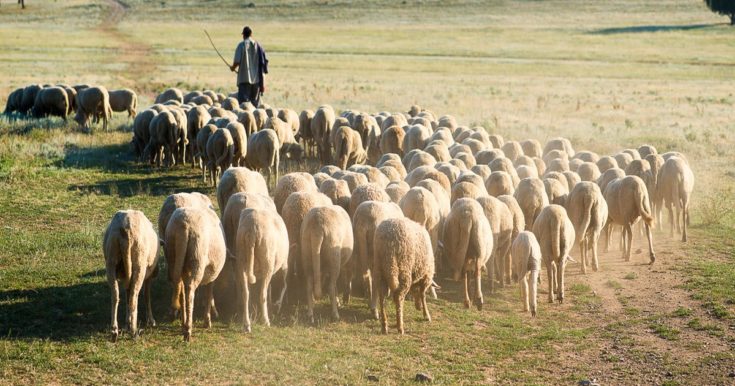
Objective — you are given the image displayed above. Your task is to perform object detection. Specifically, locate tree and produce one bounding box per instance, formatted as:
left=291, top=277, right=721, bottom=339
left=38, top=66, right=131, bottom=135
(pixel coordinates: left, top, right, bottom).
left=704, top=0, right=735, bottom=25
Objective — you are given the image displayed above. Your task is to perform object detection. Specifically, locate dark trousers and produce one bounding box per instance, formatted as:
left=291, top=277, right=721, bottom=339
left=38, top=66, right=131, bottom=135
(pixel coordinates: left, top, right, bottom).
left=237, top=82, right=260, bottom=107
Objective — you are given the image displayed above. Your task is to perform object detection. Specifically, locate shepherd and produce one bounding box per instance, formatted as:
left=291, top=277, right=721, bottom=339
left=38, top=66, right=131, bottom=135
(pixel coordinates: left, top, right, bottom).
left=230, top=26, right=268, bottom=108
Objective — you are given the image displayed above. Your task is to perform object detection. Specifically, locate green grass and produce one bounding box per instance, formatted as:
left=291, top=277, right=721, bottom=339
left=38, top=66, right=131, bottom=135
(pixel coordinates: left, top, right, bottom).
left=623, top=272, right=638, bottom=280
left=671, top=307, right=693, bottom=318
left=1, top=0, right=735, bottom=384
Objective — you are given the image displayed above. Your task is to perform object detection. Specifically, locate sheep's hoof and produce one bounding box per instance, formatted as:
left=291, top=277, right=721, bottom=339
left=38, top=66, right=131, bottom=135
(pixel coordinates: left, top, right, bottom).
left=531, top=310, right=537, bottom=318
left=243, top=325, right=252, bottom=334
left=204, top=319, right=212, bottom=329
left=183, top=332, right=191, bottom=342
left=649, top=254, right=656, bottom=265
left=475, top=300, right=483, bottom=311
left=110, top=331, right=119, bottom=343
left=398, top=328, right=405, bottom=335
left=147, top=318, right=156, bottom=327
left=372, top=309, right=379, bottom=320
left=331, top=312, right=340, bottom=322
left=463, top=300, right=471, bottom=309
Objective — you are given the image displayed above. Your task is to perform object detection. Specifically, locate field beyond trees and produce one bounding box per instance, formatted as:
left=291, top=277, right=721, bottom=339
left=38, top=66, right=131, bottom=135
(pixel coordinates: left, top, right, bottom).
left=1, top=1, right=734, bottom=384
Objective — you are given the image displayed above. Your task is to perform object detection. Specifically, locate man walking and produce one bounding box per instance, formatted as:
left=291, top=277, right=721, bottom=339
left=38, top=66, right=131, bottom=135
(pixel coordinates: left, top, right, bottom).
left=230, top=26, right=268, bottom=107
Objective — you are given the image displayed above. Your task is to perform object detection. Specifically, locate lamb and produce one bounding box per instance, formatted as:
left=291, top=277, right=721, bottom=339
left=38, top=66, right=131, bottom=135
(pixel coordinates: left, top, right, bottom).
left=164, top=206, right=226, bottom=341
left=443, top=198, right=493, bottom=310
left=245, top=129, right=281, bottom=187
left=603, top=176, right=656, bottom=263
left=511, top=231, right=541, bottom=316
left=373, top=218, right=435, bottom=334
left=565, top=182, right=608, bottom=274
left=216, top=167, right=270, bottom=215
left=31, top=86, right=68, bottom=120
left=226, top=122, right=248, bottom=167
left=319, top=178, right=351, bottom=210
left=274, top=173, right=317, bottom=214
left=477, top=195, right=514, bottom=288
left=657, top=157, right=694, bottom=242
left=108, top=89, right=138, bottom=118
left=205, top=128, right=235, bottom=187
left=74, top=86, right=111, bottom=131
left=144, top=110, right=178, bottom=168
left=349, top=183, right=389, bottom=217
left=352, top=201, right=404, bottom=316
left=514, top=177, right=549, bottom=230
left=155, top=88, right=184, bottom=104
left=234, top=207, right=289, bottom=332
left=103, top=210, right=160, bottom=341
left=300, top=205, right=354, bottom=323
left=532, top=204, right=575, bottom=303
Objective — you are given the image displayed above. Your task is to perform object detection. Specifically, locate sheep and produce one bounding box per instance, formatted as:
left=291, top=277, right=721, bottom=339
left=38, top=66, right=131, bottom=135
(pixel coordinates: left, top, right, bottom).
left=662, top=151, right=688, bottom=164
left=425, top=143, right=451, bottom=163
left=196, top=124, right=217, bottom=176
left=245, top=129, right=281, bottom=187
left=380, top=113, right=408, bottom=132
left=222, top=192, right=276, bottom=266
left=498, top=194, right=525, bottom=243
left=103, top=210, right=159, bottom=341
left=164, top=206, right=226, bottom=341
left=543, top=137, right=575, bottom=157
left=349, top=183, right=389, bottom=217
left=353, top=165, right=390, bottom=188
left=443, top=198, right=493, bottom=310
left=544, top=171, right=569, bottom=191
left=546, top=158, right=570, bottom=173
left=380, top=125, right=406, bottom=156
left=532, top=204, right=575, bottom=303
left=169, top=107, right=189, bottom=164
left=205, top=128, right=235, bottom=187
left=74, top=86, right=111, bottom=131
left=597, top=167, right=625, bottom=194
left=562, top=170, right=581, bottom=192
left=311, top=106, right=336, bottom=164
left=521, top=139, right=543, bottom=158
left=614, top=152, right=633, bottom=171
left=451, top=181, right=486, bottom=204
left=300, top=205, right=354, bottom=322
left=577, top=162, right=601, bottom=182
left=489, top=158, right=520, bottom=187
left=403, top=124, right=432, bottom=153
left=646, top=153, right=666, bottom=223
left=3, top=87, right=24, bottom=116
left=436, top=162, right=461, bottom=185
left=155, top=88, right=184, bottom=104
left=183, top=91, right=203, bottom=104
left=19, top=84, right=43, bottom=115
left=187, top=106, right=212, bottom=167
left=501, top=141, right=524, bottom=162
left=405, top=165, right=451, bottom=193
left=234, top=207, right=289, bottom=332
left=488, top=134, right=504, bottom=148
left=437, top=115, right=458, bottom=132
left=486, top=171, right=515, bottom=197
left=237, top=110, right=258, bottom=137
left=221, top=97, right=239, bottom=111
left=603, top=176, right=656, bottom=263
left=573, top=151, right=600, bottom=164
left=108, top=89, right=138, bottom=118
left=511, top=231, right=541, bottom=316
left=216, top=167, right=269, bottom=216
left=340, top=171, right=370, bottom=193
left=622, top=148, right=641, bottom=160
left=516, top=165, right=538, bottom=180
left=352, top=201, right=404, bottom=316
left=596, top=156, right=618, bottom=173
left=543, top=149, right=568, bottom=167
left=312, top=172, right=332, bottom=189
left=281, top=191, right=333, bottom=299
left=430, top=128, right=454, bottom=147
left=226, top=122, right=248, bottom=167
left=319, top=178, right=351, bottom=210
left=373, top=217, right=435, bottom=334
left=514, top=177, right=549, bottom=230
left=543, top=177, right=569, bottom=206
left=657, top=157, right=694, bottom=242
left=399, top=187, right=441, bottom=267
left=477, top=195, right=514, bottom=288
left=334, top=126, right=367, bottom=170
left=638, top=144, right=657, bottom=159
left=565, top=182, right=608, bottom=274
left=385, top=181, right=410, bottom=204
left=31, top=86, right=68, bottom=120
left=157, top=192, right=214, bottom=238
left=144, top=110, right=178, bottom=168
left=274, top=173, right=317, bottom=214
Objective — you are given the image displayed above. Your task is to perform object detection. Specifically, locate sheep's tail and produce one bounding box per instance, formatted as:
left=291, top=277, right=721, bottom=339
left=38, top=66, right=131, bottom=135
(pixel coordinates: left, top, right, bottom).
left=310, top=231, right=324, bottom=300
left=243, top=231, right=257, bottom=285
left=637, top=187, right=654, bottom=227
left=450, top=217, right=472, bottom=280
left=214, top=142, right=230, bottom=171
left=166, top=226, right=189, bottom=311
left=552, top=220, right=562, bottom=263
left=577, top=194, right=594, bottom=246
left=119, top=217, right=134, bottom=283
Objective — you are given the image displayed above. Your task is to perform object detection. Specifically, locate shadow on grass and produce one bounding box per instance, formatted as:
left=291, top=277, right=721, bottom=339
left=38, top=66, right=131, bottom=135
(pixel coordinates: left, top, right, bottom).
left=589, top=23, right=722, bottom=35
left=69, top=174, right=212, bottom=198
left=57, top=141, right=138, bottom=172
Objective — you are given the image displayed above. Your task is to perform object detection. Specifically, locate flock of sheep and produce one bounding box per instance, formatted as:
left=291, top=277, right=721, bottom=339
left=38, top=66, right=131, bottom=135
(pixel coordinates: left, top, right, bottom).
left=104, top=87, right=695, bottom=342
left=3, top=83, right=138, bottom=131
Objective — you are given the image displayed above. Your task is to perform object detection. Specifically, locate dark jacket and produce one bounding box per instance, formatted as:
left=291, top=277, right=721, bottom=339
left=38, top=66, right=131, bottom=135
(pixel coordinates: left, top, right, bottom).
left=256, top=42, right=269, bottom=91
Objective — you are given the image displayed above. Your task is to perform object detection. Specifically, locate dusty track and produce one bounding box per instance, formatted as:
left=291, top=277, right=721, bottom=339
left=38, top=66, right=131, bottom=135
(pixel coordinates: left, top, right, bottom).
left=97, top=0, right=156, bottom=90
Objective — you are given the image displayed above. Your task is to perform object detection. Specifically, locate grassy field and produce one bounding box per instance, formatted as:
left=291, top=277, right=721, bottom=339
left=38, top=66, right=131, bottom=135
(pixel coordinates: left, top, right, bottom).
left=1, top=0, right=735, bottom=384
